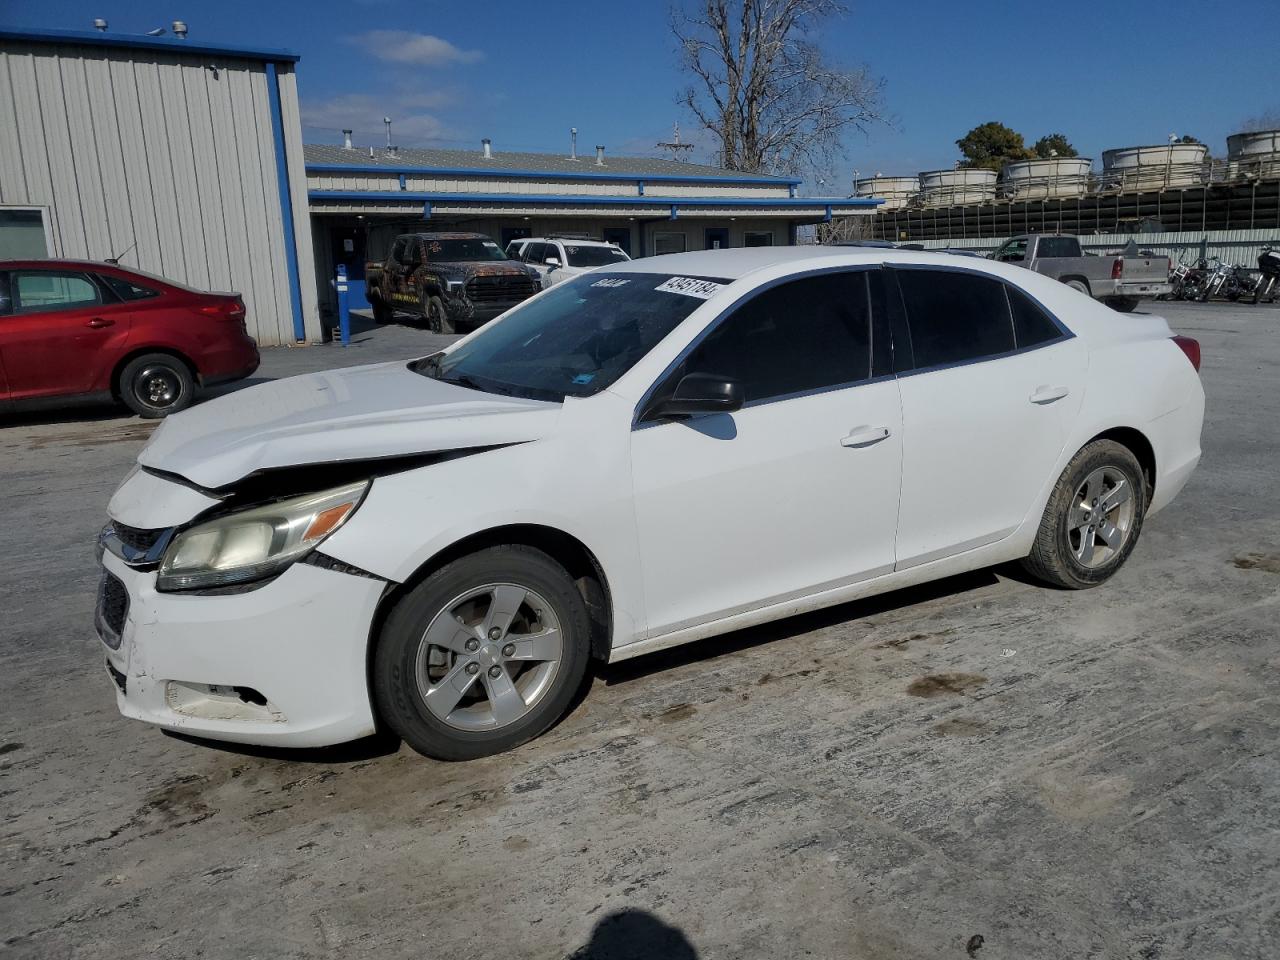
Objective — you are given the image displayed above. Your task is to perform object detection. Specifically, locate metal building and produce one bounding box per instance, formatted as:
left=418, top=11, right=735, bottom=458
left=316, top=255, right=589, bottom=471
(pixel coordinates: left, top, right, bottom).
left=0, top=26, right=321, bottom=346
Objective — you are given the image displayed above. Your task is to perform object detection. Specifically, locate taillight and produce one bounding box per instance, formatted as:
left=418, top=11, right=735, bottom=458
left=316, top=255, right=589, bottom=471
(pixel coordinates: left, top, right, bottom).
left=1171, top=335, right=1201, bottom=372
left=1111, top=259, right=1124, bottom=279
left=198, top=298, right=245, bottom=321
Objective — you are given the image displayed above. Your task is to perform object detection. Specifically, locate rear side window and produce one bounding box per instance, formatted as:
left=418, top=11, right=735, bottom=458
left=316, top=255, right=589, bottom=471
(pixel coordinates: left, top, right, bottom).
left=1007, top=285, right=1063, bottom=348
left=677, top=271, right=873, bottom=404
left=100, top=274, right=160, bottom=301
left=896, top=270, right=1015, bottom=368
left=11, top=270, right=102, bottom=314
left=1036, top=237, right=1082, bottom=258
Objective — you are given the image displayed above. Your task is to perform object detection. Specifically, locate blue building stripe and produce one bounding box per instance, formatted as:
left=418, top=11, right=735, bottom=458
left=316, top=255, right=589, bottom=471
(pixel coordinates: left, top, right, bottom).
left=266, top=63, right=306, bottom=342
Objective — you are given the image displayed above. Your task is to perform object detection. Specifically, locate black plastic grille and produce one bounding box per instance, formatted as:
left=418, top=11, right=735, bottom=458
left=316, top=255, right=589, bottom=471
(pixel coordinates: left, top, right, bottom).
left=112, top=522, right=165, bottom=554
left=466, top=275, right=538, bottom=303
left=96, top=572, right=129, bottom=648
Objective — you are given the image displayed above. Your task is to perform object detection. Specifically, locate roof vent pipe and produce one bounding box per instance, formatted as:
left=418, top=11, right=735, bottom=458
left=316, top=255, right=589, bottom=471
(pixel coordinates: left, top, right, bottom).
left=92, top=18, right=108, bottom=31
left=172, top=20, right=188, bottom=39
left=342, top=129, right=353, bottom=150
left=482, top=138, right=492, bottom=159
left=595, top=145, right=605, bottom=166
left=570, top=128, right=578, bottom=161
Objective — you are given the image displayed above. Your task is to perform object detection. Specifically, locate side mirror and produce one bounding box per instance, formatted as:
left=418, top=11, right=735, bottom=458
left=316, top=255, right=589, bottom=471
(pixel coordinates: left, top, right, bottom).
left=642, top=373, right=744, bottom=421
left=545, top=257, right=561, bottom=269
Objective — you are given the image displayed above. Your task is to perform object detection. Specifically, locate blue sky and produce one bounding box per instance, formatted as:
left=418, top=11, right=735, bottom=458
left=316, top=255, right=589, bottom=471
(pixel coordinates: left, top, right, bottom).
left=8, top=0, right=1280, bottom=192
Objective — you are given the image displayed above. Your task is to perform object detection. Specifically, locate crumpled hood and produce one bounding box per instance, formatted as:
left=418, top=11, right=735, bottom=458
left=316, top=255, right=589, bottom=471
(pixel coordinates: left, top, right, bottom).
left=138, top=361, right=559, bottom=489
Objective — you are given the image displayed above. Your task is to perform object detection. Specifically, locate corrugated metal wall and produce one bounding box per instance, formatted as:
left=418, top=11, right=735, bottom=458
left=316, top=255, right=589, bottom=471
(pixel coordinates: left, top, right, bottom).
left=0, top=40, right=320, bottom=346
left=917, top=229, right=1280, bottom=268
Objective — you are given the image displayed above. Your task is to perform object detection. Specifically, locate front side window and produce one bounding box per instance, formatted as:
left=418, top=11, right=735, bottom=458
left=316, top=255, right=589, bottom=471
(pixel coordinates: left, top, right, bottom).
left=565, top=245, right=629, bottom=268
left=11, top=270, right=102, bottom=314
left=896, top=269, right=1015, bottom=368
left=668, top=271, right=874, bottom=406
left=390, top=238, right=407, bottom=264
left=414, top=272, right=722, bottom=402
left=994, top=238, right=1028, bottom=262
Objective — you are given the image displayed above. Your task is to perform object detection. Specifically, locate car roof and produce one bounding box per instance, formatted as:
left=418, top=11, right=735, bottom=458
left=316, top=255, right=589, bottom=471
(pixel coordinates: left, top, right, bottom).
left=0, top=258, right=132, bottom=271
left=403, top=232, right=492, bottom=240
left=521, top=237, right=620, bottom=246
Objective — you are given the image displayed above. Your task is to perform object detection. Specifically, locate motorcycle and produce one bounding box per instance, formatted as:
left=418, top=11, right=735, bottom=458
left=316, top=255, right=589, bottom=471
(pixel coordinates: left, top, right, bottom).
left=1254, top=245, right=1280, bottom=304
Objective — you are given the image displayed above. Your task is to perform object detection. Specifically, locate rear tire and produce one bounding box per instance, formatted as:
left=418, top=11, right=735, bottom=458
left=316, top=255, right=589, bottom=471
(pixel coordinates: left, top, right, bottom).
left=1064, top=279, right=1090, bottom=296
left=118, top=353, right=196, bottom=418
left=373, top=545, right=591, bottom=761
left=1108, top=297, right=1139, bottom=313
left=1022, top=440, right=1148, bottom=590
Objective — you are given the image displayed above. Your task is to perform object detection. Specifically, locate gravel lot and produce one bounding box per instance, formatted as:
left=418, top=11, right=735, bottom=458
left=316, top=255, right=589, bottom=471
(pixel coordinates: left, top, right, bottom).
left=2, top=302, right=1278, bottom=960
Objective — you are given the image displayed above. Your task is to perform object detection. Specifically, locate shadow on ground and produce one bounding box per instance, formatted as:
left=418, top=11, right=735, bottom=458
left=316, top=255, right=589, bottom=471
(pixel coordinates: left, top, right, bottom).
left=565, top=909, right=698, bottom=960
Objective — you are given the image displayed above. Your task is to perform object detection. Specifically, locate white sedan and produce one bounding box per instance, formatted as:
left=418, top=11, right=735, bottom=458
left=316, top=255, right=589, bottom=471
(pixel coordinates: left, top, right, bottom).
left=97, top=249, right=1204, bottom=760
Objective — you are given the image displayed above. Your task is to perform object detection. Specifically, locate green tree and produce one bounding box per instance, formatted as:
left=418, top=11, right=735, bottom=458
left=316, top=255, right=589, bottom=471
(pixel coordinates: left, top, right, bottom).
left=1032, top=133, right=1078, bottom=158
left=956, top=122, right=1035, bottom=171
left=1175, top=134, right=1200, bottom=144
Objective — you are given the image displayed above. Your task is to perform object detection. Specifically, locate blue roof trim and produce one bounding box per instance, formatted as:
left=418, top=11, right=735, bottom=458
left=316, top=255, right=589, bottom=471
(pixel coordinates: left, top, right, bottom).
left=308, top=190, right=882, bottom=208
left=305, top=162, right=801, bottom=187
left=0, top=26, right=300, bottom=62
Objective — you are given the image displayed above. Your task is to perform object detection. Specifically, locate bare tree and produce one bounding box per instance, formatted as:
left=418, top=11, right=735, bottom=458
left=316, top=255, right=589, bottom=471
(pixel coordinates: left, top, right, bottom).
left=1239, top=108, right=1280, bottom=133
left=672, top=0, right=885, bottom=177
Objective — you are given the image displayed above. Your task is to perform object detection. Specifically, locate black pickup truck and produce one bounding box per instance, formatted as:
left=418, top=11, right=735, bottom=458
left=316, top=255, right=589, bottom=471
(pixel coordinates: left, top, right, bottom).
left=365, top=232, right=540, bottom=333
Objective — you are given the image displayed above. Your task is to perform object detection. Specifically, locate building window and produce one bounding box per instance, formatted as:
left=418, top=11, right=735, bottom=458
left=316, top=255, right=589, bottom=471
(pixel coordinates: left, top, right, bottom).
left=0, top=209, right=50, bottom=259
left=744, top=230, right=774, bottom=247
left=653, top=232, right=687, bottom=255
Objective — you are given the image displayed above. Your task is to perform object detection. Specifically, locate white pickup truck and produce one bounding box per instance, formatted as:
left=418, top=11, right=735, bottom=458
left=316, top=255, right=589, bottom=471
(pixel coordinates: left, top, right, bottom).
left=991, top=234, right=1171, bottom=312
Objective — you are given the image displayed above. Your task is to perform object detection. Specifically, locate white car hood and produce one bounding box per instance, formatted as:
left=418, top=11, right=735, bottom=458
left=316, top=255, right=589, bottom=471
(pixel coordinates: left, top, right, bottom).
left=137, top=360, right=560, bottom=489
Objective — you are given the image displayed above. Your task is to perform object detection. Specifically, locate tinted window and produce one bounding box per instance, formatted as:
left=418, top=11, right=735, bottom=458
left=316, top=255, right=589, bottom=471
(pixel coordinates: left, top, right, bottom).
left=995, top=238, right=1027, bottom=262
left=100, top=274, right=160, bottom=301
left=675, top=271, right=873, bottom=404
left=1007, top=284, right=1063, bottom=348
left=896, top=270, right=1015, bottom=368
left=565, top=245, right=629, bottom=267
left=424, top=237, right=506, bottom=261
left=11, top=271, right=102, bottom=314
left=1036, top=237, right=1081, bottom=258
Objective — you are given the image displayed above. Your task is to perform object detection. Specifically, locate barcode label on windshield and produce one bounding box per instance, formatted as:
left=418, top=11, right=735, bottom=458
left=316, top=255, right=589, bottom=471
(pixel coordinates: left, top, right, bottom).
left=655, top=277, right=725, bottom=299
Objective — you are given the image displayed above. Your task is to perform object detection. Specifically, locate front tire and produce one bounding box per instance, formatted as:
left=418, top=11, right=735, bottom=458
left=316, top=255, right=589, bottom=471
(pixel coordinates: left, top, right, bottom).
left=373, top=546, right=591, bottom=760
left=421, top=292, right=455, bottom=335
left=118, top=353, right=196, bottom=418
left=370, top=294, right=393, bottom=324
left=1022, top=440, right=1148, bottom=589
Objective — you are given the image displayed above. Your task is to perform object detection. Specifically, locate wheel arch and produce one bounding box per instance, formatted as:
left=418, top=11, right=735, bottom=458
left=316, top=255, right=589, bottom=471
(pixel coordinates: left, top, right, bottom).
left=1086, top=426, right=1156, bottom=497
left=110, top=346, right=199, bottom=398
left=366, top=523, right=615, bottom=679
left=1060, top=274, right=1092, bottom=293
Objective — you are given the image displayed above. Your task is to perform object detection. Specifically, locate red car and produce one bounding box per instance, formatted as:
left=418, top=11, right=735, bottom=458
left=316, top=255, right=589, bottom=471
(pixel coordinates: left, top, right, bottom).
left=0, top=259, right=260, bottom=418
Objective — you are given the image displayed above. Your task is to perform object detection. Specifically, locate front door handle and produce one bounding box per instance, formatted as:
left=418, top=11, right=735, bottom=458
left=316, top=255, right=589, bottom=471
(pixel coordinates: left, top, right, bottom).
left=1029, top=384, right=1069, bottom=404
left=86, top=317, right=115, bottom=329
left=841, top=425, right=891, bottom=448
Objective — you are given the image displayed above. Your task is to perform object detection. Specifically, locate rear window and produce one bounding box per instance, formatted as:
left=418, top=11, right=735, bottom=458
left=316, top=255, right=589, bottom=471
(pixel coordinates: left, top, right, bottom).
left=565, top=245, right=629, bottom=267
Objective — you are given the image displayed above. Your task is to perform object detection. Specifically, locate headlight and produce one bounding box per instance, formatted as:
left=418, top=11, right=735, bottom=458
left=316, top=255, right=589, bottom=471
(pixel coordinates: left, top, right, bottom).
left=156, top=480, right=368, bottom=591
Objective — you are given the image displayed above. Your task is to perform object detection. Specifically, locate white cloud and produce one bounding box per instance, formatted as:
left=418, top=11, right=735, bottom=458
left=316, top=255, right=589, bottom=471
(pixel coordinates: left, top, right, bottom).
left=347, top=30, right=483, bottom=66
left=301, top=92, right=452, bottom=145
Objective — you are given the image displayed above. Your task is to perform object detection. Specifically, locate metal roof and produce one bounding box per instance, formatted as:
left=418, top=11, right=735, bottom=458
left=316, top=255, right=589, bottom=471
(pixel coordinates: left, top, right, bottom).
left=0, top=26, right=300, bottom=62
left=303, top=143, right=801, bottom=185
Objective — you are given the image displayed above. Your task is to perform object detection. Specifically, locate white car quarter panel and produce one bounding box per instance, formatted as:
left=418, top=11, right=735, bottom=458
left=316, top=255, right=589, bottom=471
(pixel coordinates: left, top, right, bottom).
left=631, top=380, right=903, bottom=638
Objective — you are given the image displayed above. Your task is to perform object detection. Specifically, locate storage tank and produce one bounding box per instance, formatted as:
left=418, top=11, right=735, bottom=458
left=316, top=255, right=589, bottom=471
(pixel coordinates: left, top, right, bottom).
left=1100, top=142, right=1209, bottom=190
left=853, top=175, right=918, bottom=210
left=917, top=168, right=997, bottom=207
left=1226, top=130, right=1280, bottom=180
left=1000, top=157, right=1092, bottom=199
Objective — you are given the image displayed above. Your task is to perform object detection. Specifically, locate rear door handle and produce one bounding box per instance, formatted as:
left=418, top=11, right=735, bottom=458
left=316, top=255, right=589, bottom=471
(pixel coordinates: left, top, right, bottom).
left=86, top=317, right=115, bottom=329
left=1029, top=384, right=1069, bottom=404
left=841, top=425, right=891, bottom=448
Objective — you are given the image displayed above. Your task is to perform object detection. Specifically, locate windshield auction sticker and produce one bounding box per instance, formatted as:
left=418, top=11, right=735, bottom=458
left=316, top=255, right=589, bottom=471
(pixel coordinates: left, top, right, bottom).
left=655, top=277, right=725, bottom=299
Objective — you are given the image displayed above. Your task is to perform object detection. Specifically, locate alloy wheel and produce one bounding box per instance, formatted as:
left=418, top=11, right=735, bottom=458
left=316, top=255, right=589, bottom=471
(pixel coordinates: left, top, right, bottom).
left=413, top=583, right=563, bottom=731
left=1067, top=466, right=1136, bottom=568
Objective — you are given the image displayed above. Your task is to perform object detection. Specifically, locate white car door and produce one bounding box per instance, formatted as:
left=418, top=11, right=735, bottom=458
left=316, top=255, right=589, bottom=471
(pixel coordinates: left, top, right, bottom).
left=889, top=266, right=1087, bottom=568
left=630, top=269, right=903, bottom=639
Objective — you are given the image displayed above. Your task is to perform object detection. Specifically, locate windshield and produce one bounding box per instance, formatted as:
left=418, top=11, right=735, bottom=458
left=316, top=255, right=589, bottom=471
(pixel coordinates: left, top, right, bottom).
left=411, top=272, right=728, bottom=402
left=428, top=238, right=508, bottom=261
left=565, top=245, right=630, bottom=268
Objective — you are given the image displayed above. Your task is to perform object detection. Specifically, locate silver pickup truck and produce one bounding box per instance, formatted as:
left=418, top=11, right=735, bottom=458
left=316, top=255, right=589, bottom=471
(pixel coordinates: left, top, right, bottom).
left=990, top=234, right=1171, bottom=312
